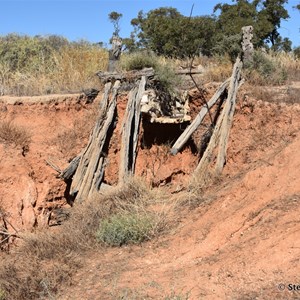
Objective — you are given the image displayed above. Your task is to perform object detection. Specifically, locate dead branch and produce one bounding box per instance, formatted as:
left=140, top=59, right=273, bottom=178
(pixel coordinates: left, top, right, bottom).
left=46, top=158, right=62, bottom=174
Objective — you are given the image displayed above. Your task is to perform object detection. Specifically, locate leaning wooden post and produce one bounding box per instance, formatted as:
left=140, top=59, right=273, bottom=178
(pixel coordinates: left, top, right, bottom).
left=170, top=79, right=230, bottom=155
left=132, top=76, right=147, bottom=172
left=118, top=76, right=147, bottom=184
left=194, top=58, right=243, bottom=180
left=215, top=58, right=243, bottom=175
left=70, top=80, right=120, bottom=202
left=119, top=86, right=138, bottom=184
left=69, top=82, right=112, bottom=194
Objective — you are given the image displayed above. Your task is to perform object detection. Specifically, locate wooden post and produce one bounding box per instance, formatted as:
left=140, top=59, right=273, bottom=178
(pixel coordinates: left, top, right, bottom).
left=170, top=79, right=230, bottom=155
left=194, top=57, right=243, bottom=180
left=119, top=86, right=138, bottom=184
left=132, top=76, right=147, bottom=172
left=108, top=36, right=122, bottom=72
left=119, top=76, right=147, bottom=184
left=215, top=58, right=243, bottom=175
left=241, top=26, right=254, bottom=64
left=69, top=80, right=120, bottom=202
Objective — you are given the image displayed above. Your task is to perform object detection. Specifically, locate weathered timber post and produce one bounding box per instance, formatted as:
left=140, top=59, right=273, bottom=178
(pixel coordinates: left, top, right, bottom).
left=108, top=36, right=122, bottom=72
left=194, top=58, right=243, bottom=179
left=119, top=76, right=147, bottom=184
left=241, top=26, right=254, bottom=63
left=69, top=81, right=120, bottom=202
left=170, top=79, right=230, bottom=155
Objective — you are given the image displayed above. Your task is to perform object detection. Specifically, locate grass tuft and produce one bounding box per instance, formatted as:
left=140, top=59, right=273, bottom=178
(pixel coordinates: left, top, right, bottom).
left=96, top=212, right=155, bottom=246
left=0, top=120, right=31, bottom=148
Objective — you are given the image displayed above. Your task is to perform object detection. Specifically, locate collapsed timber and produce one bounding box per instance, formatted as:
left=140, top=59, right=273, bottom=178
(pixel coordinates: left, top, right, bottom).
left=55, top=56, right=243, bottom=203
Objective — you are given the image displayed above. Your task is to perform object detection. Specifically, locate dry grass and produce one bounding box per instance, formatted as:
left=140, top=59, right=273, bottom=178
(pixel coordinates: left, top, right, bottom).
left=271, top=51, right=300, bottom=82
left=0, top=179, right=167, bottom=299
left=0, top=39, right=108, bottom=96
left=245, top=83, right=300, bottom=105
left=204, top=60, right=233, bottom=83
left=0, top=120, right=31, bottom=149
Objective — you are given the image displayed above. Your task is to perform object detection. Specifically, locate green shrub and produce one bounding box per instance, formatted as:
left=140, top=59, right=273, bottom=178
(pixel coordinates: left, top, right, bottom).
left=244, top=50, right=287, bottom=85
left=96, top=212, right=155, bottom=246
left=119, top=51, right=158, bottom=71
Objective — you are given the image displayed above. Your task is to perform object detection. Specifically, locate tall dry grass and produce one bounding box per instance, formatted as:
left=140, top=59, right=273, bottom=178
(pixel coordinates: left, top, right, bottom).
left=0, top=34, right=108, bottom=96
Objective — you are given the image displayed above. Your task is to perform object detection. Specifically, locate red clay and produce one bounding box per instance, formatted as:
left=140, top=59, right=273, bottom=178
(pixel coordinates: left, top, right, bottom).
left=1, top=85, right=300, bottom=299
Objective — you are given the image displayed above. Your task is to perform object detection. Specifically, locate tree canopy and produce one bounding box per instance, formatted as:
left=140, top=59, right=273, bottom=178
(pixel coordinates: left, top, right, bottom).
left=214, top=0, right=290, bottom=50
left=119, top=0, right=291, bottom=58
left=129, top=7, right=217, bottom=58
left=108, top=11, right=123, bottom=37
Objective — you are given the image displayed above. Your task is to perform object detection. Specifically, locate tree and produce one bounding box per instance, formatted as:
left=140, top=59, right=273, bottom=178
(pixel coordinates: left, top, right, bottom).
left=108, top=11, right=123, bottom=37
left=259, top=0, right=289, bottom=47
left=130, top=7, right=217, bottom=58
left=214, top=0, right=290, bottom=50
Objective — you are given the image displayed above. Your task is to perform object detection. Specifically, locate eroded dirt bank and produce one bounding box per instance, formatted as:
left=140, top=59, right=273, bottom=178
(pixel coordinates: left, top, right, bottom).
left=0, top=86, right=300, bottom=299
left=60, top=99, right=300, bottom=299
left=0, top=94, right=94, bottom=231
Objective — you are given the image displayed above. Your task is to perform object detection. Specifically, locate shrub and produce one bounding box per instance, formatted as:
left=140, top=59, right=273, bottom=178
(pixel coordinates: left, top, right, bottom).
left=119, top=51, right=158, bottom=71
left=0, top=121, right=31, bottom=148
left=244, top=50, right=287, bottom=85
left=120, top=51, right=178, bottom=93
left=96, top=212, right=155, bottom=246
left=293, top=46, right=300, bottom=59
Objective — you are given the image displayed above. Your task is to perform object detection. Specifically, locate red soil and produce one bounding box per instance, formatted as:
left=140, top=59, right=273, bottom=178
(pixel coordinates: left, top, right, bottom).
left=1, top=85, right=300, bottom=299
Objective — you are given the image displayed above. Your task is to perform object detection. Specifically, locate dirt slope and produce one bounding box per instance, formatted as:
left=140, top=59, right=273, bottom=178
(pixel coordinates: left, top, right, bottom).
left=58, top=98, right=300, bottom=299
left=1, top=87, right=300, bottom=299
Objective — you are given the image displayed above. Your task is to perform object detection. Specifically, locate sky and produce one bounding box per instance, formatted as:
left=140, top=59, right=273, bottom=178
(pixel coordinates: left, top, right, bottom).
left=0, top=0, right=299, bottom=47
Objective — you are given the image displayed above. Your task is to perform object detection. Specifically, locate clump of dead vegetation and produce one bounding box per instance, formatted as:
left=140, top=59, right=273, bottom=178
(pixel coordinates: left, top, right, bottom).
left=0, top=120, right=31, bottom=149
left=0, top=179, right=167, bottom=300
